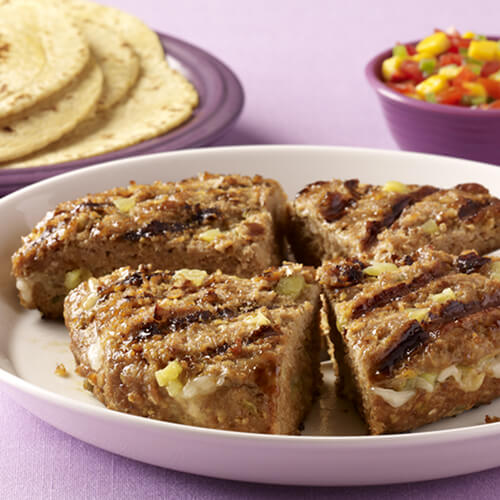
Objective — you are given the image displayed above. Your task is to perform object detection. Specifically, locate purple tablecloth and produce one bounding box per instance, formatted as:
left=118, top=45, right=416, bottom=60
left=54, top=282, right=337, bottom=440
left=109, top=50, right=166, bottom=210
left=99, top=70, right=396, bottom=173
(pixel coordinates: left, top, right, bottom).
left=2, top=0, right=500, bottom=497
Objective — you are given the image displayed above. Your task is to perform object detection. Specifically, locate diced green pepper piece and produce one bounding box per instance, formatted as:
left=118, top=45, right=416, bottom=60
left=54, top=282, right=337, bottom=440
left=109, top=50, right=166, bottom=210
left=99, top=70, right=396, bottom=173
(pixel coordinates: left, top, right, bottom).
left=470, top=95, right=487, bottom=105
left=276, top=274, right=305, bottom=299
left=468, top=64, right=482, bottom=75
left=459, top=47, right=468, bottom=56
left=476, top=34, right=487, bottom=41
left=419, top=58, right=436, bottom=75
left=392, top=44, right=408, bottom=59
left=425, top=93, right=437, bottom=103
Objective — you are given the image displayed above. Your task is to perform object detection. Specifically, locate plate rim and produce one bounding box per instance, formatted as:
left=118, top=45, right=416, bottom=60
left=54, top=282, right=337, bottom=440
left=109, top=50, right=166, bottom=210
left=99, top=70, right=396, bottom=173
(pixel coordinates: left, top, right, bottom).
left=2, top=145, right=500, bottom=485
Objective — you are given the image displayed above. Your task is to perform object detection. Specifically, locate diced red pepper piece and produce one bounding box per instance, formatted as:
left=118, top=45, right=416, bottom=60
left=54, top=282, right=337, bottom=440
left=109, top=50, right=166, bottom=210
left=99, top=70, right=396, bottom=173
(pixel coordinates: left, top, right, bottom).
left=387, top=82, right=417, bottom=95
left=398, top=60, right=424, bottom=83
left=439, top=53, right=462, bottom=67
left=447, top=35, right=471, bottom=54
left=452, top=67, right=478, bottom=86
left=436, top=86, right=465, bottom=105
left=405, top=44, right=417, bottom=55
left=480, top=61, right=500, bottom=78
left=488, top=100, right=500, bottom=109
left=478, top=78, right=500, bottom=99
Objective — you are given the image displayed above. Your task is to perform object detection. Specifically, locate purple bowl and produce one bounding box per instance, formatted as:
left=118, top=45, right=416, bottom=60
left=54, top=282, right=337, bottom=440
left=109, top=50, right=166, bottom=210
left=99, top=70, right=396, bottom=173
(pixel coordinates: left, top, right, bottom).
left=366, top=44, right=500, bottom=166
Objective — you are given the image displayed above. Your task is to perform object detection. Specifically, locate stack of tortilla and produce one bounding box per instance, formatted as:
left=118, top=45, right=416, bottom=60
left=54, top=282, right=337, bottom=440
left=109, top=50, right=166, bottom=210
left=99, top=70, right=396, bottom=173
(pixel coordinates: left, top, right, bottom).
left=0, top=0, right=198, bottom=168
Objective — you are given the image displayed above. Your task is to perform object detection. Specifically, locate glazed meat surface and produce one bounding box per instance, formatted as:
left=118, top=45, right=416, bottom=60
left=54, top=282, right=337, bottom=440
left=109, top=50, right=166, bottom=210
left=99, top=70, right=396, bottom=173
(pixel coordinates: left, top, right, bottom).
left=65, top=263, right=321, bottom=434
left=12, top=173, right=288, bottom=318
left=318, top=248, right=500, bottom=434
left=289, top=179, right=500, bottom=265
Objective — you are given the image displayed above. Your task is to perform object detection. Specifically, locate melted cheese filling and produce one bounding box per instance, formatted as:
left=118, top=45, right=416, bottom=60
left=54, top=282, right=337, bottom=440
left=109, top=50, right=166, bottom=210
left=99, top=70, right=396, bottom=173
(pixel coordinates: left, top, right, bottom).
left=373, top=354, right=500, bottom=408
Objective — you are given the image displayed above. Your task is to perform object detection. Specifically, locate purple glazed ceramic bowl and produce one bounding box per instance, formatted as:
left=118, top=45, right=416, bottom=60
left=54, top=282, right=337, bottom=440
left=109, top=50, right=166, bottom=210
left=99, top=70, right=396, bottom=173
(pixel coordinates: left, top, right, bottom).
left=366, top=45, right=500, bottom=166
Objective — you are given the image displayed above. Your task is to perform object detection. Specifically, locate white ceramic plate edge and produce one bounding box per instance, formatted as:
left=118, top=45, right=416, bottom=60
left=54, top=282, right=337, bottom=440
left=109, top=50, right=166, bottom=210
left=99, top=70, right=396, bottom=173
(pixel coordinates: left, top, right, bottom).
left=1, top=145, right=500, bottom=486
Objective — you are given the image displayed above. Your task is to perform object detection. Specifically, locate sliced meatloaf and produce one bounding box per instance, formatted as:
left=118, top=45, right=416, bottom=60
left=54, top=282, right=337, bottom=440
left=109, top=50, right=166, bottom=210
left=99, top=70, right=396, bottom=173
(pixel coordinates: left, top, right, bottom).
left=64, top=262, right=321, bottom=434
left=318, top=247, right=500, bottom=434
left=289, top=178, right=500, bottom=265
left=12, top=173, right=288, bottom=318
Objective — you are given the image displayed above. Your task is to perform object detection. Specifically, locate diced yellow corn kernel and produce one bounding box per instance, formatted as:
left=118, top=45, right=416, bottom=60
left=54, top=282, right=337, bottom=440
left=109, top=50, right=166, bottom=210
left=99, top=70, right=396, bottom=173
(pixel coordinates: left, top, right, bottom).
left=411, top=52, right=435, bottom=62
left=462, top=81, right=487, bottom=96
left=382, top=56, right=403, bottom=80
left=421, top=219, right=439, bottom=234
left=174, top=269, right=208, bottom=286
left=198, top=228, right=222, bottom=242
left=113, top=196, right=135, bottom=213
left=64, top=268, right=92, bottom=290
left=489, top=69, right=500, bottom=82
left=416, top=74, right=449, bottom=97
left=382, top=180, right=410, bottom=194
left=462, top=31, right=476, bottom=40
left=416, top=32, right=451, bottom=56
left=407, top=307, right=430, bottom=322
left=276, top=274, right=305, bottom=299
left=431, top=287, right=456, bottom=303
left=363, top=263, right=399, bottom=277
left=155, top=360, right=183, bottom=387
left=243, top=311, right=271, bottom=328
left=438, top=64, right=462, bottom=79
left=468, top=40, right=498, bottom=61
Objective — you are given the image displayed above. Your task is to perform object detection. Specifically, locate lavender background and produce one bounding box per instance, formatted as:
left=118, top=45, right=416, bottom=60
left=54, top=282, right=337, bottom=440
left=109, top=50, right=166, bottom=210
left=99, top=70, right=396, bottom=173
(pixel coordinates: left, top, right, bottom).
left=2, top=0, right=500, bottom=498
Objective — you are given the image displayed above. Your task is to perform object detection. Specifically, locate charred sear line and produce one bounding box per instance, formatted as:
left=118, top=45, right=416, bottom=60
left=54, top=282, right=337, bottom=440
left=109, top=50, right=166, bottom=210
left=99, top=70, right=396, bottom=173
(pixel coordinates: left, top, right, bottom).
left=455, top=183, right=489, bottom=195
left=201, top=326, right=280, bottom=359
left=362, top=185, right=438, bottom=249
left=457, top=198, right=490, bottom=220
left=376, top=321, right=429, bottom=376
left=121, top=204, right=221, bottom=241
left=135, top=303, right=260, bottom=340
left=320, top=191, right=355, bottom=222
left=376, top=293, right=500, bottom=376
left=326, top=260, right=366, bottom=288
left=456, top=251, right=491, bottom=274
left=351, top=266, right=449, bottom=319
left=344, top=179, right=360, bottom=194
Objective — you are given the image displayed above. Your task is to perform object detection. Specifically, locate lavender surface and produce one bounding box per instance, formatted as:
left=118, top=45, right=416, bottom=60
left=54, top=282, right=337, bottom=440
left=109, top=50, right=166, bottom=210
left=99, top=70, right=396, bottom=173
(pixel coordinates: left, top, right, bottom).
left=2, top=0, right=500, bottom=498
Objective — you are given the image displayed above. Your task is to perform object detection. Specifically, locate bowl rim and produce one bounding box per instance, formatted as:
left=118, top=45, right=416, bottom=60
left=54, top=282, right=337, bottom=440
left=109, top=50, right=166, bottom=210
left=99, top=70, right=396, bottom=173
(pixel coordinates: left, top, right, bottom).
left=365, top=38, right=500, bottom=117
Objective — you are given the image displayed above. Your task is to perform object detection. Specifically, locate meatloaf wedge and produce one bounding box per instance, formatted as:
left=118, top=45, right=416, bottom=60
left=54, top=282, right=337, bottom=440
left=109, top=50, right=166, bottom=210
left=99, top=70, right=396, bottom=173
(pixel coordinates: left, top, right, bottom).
left=289, top=178, right=500, bottom=265
left=318, top=247, right=500, bottom=434
left=12, top=173, right=288, bottom=318
left=65, top=262, right=321, bottom=434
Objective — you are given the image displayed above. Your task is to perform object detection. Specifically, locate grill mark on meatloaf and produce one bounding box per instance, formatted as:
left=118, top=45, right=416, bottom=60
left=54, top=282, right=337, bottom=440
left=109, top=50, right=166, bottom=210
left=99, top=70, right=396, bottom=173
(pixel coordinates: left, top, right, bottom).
left=162, top=325, right=282, bottom=364
left=135, top=302, right=268, bottom=340
left=456, top=252, right=491, bottom=274
left=361, top=185, right=438, bottom=250
left=457, top=198, right=491, bottom=220
left=350, top=261, right=455, bottom=319
left=322, top=259, right=367, bottom=288
left=375, top=293, right=500, bottom=376
left=318, top=179, right=366, bottom=222
left=122, top=204, right=221, bottom=241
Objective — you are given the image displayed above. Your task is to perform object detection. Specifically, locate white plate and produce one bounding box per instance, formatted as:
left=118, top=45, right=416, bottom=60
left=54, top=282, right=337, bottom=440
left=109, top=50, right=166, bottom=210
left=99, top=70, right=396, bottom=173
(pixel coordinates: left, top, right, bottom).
left=1, top=146, right=500, bottom=486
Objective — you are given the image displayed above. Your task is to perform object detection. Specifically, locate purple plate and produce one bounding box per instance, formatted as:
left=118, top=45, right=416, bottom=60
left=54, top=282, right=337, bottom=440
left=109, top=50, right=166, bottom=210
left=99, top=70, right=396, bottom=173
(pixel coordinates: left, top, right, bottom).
left=0, top=32, right=244, bottom=197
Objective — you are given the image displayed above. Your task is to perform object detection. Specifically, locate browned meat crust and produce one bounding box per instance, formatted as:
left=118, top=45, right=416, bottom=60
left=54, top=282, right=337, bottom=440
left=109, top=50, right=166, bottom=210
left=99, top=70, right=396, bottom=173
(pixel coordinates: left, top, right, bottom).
left=318, top=248, right=500, bottom=434
left=289, top=179, right=500, bottom=265
left=64, top=263, right=322, bottom=434
left=12, top=173, right=288, bottom=318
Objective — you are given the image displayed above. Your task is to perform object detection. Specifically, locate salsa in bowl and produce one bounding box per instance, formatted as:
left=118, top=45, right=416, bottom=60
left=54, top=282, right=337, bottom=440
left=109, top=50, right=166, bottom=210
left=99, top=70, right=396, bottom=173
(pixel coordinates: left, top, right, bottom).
left=366, top=30, right=500, bottom=165
left=381, top=29, right=500, bottom=109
